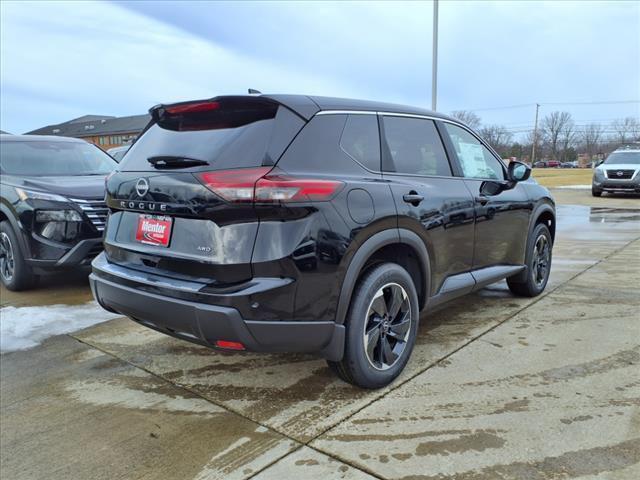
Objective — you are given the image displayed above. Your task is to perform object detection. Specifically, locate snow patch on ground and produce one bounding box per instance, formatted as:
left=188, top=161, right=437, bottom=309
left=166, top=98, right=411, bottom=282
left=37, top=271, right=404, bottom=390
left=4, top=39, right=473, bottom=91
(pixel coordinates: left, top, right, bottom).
left=553, top=185, right=591, bottom=190
left=0, top=301, right=121, bottom=353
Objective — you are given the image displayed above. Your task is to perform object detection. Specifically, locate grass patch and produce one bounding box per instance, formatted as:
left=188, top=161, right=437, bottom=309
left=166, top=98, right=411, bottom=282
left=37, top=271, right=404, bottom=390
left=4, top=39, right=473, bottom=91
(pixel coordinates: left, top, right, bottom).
left=532, top=169, right=592, bottom=187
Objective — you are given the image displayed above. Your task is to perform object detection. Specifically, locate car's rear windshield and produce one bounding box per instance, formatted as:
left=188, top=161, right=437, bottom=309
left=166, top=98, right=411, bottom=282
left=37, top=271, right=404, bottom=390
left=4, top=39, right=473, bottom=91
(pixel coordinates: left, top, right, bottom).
left=119, top=100, right=304, bottom=172
left=604, top=151, right=640, bottom=165
left=0, top=140, right=116, bottom=176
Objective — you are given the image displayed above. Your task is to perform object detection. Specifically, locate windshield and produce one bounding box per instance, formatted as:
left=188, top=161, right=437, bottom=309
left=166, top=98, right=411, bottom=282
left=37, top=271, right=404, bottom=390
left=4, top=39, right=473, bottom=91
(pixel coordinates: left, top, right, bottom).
left=0, top=140, right=116, bottom=176
left=603, top=151, right=640, bottom=165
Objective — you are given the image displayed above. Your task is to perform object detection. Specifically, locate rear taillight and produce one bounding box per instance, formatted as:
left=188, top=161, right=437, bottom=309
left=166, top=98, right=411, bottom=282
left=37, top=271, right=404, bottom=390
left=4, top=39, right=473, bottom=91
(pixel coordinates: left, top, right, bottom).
left=197, top=168, right=343, bottom=203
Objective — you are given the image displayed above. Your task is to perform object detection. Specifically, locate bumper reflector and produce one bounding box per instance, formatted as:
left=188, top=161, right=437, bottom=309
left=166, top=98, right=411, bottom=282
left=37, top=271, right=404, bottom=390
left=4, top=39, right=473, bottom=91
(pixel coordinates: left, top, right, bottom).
left=215, top=340, right=245, bottom=351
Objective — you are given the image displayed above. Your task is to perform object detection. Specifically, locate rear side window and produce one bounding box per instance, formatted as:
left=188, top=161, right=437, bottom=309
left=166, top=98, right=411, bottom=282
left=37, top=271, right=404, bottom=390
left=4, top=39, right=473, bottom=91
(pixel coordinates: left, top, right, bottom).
left=339, top=115, right=380, bottom=171
left=381, top=116, right=451, bottom=176
left=276, top=114, right=376, bottom=176
left=119, top=101, right=304, bottom=172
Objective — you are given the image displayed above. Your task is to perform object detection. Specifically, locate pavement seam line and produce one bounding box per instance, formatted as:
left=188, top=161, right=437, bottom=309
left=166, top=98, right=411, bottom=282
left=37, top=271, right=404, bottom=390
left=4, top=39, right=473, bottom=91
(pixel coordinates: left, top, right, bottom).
left=303, top=235, right=640, bottom=456
left=243, top=442, right=385, bottom=480
left=69, top=335, right=302, bottom=445
left=241, top=235, right=640, bottom=480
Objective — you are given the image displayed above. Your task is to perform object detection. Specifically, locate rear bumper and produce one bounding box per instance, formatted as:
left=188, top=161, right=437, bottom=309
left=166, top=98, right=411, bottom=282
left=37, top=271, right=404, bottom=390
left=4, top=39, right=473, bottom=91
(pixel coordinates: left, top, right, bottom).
left=90, top=254, right=344, bottom=360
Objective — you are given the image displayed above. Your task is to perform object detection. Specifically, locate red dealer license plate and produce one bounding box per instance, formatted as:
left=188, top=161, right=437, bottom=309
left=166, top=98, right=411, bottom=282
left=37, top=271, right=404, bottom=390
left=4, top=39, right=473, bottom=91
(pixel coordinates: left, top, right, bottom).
left=135, top=215, right=173, bottom=247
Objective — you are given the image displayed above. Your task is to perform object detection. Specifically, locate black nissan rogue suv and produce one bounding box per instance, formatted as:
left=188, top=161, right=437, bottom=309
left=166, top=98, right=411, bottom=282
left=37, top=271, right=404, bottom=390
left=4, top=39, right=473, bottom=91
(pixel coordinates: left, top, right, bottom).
left=1, top=134, right=116, bottom=290
left=91, top=95, right=555, bottom=388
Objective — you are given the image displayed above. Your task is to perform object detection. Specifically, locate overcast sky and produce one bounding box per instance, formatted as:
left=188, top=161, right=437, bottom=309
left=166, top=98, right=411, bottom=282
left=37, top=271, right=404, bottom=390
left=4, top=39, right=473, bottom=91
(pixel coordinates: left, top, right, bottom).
left=1, top=0, right=638, bottom=135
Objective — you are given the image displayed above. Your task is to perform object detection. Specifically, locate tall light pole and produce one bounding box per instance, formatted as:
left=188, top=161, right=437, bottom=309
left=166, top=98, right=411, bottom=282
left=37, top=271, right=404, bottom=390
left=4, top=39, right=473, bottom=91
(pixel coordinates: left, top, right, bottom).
left=431, top=0, right=439, bottom=111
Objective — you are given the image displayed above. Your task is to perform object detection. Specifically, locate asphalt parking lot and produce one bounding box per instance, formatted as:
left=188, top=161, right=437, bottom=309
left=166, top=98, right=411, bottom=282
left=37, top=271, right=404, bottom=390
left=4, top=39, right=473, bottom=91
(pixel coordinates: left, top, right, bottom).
left=1, top=189, right=639, bottom=480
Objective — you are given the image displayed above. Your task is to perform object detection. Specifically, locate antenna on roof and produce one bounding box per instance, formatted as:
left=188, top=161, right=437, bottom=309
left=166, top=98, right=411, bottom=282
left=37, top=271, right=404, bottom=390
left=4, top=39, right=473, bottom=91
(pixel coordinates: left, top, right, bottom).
left=248, top=88, right=262, bottom=94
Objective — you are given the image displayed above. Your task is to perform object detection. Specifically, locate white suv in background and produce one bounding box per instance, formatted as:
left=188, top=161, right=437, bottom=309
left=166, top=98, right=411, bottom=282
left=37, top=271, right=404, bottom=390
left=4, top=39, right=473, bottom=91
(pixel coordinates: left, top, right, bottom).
left=592, top=145, right=640, bottom=197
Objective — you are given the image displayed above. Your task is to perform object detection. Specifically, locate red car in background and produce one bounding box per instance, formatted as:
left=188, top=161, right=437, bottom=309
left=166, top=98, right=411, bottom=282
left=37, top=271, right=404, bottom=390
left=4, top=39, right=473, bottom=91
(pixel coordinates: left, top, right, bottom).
left=533, top=160, right=561, bottom=168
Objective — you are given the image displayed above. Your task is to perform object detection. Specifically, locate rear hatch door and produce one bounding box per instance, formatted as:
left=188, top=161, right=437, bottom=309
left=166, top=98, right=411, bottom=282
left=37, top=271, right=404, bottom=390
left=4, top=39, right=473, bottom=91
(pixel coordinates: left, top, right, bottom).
left=104, top=96, right=305, bottom=285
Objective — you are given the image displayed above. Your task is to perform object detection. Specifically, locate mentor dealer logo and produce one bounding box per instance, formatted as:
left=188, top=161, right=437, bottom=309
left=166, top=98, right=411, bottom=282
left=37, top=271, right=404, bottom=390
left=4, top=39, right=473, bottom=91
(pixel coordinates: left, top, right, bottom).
left=140, top=219, right=166, bottom=235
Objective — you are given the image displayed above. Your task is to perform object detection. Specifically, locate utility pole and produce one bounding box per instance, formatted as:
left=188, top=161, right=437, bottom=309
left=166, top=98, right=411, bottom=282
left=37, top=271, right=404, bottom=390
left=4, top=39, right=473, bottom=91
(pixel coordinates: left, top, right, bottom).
left=431, top=0, right=438, bottom=111
left=531, top=103, right=540, bottom=165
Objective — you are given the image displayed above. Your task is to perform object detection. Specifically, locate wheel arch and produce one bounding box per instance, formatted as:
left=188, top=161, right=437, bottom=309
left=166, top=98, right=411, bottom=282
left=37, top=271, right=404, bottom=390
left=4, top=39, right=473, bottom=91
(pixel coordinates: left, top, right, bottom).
left=531, top=202, right=556, bottom=243
left=335, top=228, right=431, bottom=326
left=509, top=201, right=555, bottom=284
left=0, top=203, right=30, bottom=257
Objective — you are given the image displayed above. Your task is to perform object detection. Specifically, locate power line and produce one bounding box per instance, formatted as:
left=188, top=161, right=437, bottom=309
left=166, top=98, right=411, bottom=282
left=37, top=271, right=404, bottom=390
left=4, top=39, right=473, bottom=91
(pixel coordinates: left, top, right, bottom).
left=454, top=99, right=640, bottom=113
left=542, top=100, right=640, bottom=106
left=465, top=103, right=535, bottom=112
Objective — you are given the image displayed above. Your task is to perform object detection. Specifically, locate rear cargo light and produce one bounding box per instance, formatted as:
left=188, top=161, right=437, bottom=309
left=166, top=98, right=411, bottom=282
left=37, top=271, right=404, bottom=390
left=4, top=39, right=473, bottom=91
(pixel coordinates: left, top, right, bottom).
left=165, top=101, right=220, bottom=115
left=215, top=340, right=245, bottom=350
left=197, top=168, right=343, bottom=203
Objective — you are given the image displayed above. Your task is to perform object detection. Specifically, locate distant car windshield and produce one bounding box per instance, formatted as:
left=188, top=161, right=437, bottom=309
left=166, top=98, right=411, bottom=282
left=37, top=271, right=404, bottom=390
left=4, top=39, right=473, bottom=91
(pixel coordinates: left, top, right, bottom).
left=109, top=148, right=128, bottom=162
left=604, top=151, right=640, bottom=165
left=0, top=140, right=115, bottom=176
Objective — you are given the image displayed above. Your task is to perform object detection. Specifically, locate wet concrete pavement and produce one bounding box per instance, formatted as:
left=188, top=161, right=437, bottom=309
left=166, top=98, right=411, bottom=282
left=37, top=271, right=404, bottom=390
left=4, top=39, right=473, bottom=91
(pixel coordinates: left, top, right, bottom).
left=1, top=189, right=639, bottom=479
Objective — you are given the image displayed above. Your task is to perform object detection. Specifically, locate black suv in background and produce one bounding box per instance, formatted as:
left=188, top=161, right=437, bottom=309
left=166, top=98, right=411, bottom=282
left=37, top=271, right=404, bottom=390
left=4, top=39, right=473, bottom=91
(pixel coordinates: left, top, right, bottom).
left=0, top=135, right=116, bottom=290
left=91, top=95, right=555, bottom=388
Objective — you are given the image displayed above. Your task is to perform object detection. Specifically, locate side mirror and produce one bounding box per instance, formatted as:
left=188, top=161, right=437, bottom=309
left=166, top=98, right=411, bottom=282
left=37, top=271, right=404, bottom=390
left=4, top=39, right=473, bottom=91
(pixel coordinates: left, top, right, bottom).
left=508, top=161, right=531, bottom=182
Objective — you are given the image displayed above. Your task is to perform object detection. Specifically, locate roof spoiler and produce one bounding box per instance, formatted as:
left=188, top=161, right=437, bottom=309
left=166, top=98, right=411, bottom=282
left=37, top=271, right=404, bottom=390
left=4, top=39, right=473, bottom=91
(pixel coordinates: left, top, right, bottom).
left=150, top=95, right=320, bottom=123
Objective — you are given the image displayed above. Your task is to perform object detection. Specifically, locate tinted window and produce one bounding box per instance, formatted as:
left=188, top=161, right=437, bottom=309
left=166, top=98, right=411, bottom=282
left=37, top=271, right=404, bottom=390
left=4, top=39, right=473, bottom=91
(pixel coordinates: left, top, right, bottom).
left=604, top=151, right=640, bottom=165
left=0, top=141, right=115, bottom=176
left=340, top=114, right=380, bottom=171
left=110, top=149, right=127, bottom=162
left=444, top=123, right=505, bottom=180
left=119, top=104, right=303, bottom=172
left=382, top=116, right=451, bottom=176
left=277, top=115, right=373, bottom=175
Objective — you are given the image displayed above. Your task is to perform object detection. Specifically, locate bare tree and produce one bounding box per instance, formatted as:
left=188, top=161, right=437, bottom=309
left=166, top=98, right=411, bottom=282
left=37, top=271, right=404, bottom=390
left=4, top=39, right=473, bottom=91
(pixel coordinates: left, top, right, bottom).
left=450, top=110, right=481, bottom=129
left=559, top=118, right=576, bottom=162
left=479, top=125, right=513, bottom=153
left=631, top=118, right=640, bottom=141
left=611, top=117, right=640, bottom=145
left=580, top=123, right=604, bottom=159
left=541, top=111, right=573, bottom=161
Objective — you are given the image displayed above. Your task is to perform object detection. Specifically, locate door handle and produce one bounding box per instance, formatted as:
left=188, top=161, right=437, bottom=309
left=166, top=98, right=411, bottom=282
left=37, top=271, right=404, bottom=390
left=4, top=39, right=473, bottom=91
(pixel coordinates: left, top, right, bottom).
left=403, top=193, right=424, bottom=206
left=475, top=196, right=490, bottom=205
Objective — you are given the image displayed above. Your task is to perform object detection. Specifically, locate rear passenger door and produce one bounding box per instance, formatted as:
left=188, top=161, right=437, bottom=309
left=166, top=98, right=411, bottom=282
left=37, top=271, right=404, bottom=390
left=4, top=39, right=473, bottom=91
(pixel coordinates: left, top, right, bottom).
left=439, top=122, right=531, bottom=268
left=380, top=115, right=475, bottom=295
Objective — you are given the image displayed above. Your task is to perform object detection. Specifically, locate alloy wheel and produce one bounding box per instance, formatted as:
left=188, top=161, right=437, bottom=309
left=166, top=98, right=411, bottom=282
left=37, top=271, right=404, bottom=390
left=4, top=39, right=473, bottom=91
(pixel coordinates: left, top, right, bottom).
left=0, top=232, right=15, bottom=283
left=532, top=234, right=550, bottom=287
left=363, top=282, right=412, bottom=371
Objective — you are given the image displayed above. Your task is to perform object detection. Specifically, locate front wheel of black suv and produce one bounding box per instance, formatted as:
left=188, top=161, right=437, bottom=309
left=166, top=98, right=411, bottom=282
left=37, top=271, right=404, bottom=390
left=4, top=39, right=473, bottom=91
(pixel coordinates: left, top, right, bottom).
left=507, top=223, right=552, bottom=297
left=327, top=263, right=419, bottom=389
left=0, top=220, right=37, bottom=291
left=592, top=186, right=602, bottom=197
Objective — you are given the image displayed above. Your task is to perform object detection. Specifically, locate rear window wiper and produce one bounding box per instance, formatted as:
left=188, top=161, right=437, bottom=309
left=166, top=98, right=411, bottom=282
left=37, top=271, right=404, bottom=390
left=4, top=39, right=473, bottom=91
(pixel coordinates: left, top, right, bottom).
left=147, top=156, right=209, bottom=169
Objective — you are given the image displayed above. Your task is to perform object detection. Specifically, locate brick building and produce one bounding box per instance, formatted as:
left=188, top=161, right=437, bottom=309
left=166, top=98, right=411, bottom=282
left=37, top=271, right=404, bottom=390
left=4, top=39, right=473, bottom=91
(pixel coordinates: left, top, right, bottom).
left=26, top=113, right=150, bottom=150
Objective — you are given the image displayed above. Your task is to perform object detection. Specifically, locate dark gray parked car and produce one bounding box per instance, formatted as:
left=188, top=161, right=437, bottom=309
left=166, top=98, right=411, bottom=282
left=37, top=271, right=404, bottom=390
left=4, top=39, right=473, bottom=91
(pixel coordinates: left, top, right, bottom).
left=592, top=146, right=640, bottom=196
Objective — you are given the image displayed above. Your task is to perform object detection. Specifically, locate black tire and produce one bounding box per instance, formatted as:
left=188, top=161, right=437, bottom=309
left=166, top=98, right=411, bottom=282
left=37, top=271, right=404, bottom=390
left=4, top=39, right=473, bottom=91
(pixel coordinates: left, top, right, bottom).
left=507, top=223, right=552, bottom=297
left=0, top=220, right=37, bottom=291
left=327, top=263, right=419, bottom=389
left=592, top=186, right=602, bottom=197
